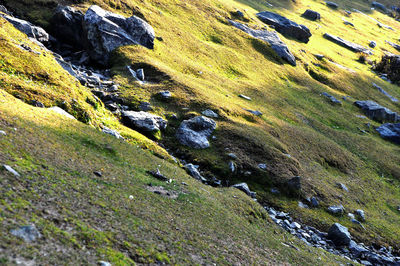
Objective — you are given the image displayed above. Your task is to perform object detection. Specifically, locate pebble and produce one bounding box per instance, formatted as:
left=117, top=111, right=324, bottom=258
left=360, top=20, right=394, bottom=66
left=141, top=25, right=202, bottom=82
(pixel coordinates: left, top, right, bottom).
left=3, top=165, right=20, bottom=177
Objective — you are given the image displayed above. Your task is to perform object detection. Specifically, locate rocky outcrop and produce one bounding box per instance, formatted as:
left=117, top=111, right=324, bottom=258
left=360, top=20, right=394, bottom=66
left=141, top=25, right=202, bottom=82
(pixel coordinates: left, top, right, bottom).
left=229, top=20, right=296, bottom=66
left=50, top=6, right=85, bottom=49
left=323, top=33, right=372, bottom=54
left=354, top=100, right=399, bottom=123
left=122, top=111, right=167, bottom=133
left=302, top=10, right=320, bottom=21
left=83, top=5, right=155, bottom=65
left=322, top=92, right=342, bottom=105
left=328, top=223, right=351, bottom=246
left=376, top=123, right=400, bottom=144
left=176, top=116, right=216, bottom=149
left=185, top=164, right=207, bottom=182
left=256, top=11, right=312, bottom=43
left=10, top=225, right=41, bottom=243
left=0, top=14, right=49, bottom=43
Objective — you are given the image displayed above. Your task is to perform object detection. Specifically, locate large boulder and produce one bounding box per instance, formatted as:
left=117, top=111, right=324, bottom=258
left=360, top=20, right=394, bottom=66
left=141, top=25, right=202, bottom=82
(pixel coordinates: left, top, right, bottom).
left=122, top=111, right=167, bottom=133
left=50, top=5, right=85, bottom=49
left=328, top=223, right=351, bottom=246
left=302, top=10, right=321, bottom=21
left=354, top=100, right=399, bottom=123
left=323, top=33, right=372, bottom=54
left=376, top=123, right=400, bottom=144
left=176, top=116, right=216, bottom=149
left=229, top=20, right=296, bottom=66
left=83, top=5, right=155, bottom=65
left=0, top=14, right=49, bottom=43
left=256, top=11, right=312, bottom=43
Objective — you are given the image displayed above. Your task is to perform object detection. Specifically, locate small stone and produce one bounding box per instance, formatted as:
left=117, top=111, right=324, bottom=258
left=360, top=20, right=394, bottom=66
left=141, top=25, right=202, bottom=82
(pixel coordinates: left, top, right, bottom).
left=271, top=188, right=280, bottom=194
left=185, top=164, right=207, bottom=182
left=348, top=213, right=355, bottom=219
left=3, top=165, right=20, bottom=177
left=258, top=163, right=267, bottom=170
left=239, top=94, right=252, bottom=101
left=0, top=130, right=6, bottom=136
left=98, top=261, right=112, bottom=266
left=355, top=209, right=365, bottom=222
left=309, top=197, right=319, bottom=208
left=102, top=127, right=124, bottom=140
left=328, top=205, right=345, bottom=216
left=93, top=171, right=102, bottom=177
left=129, top=195, right=134, bottom=199
left=298, top=201, right=309, bottom=209
left=291, top=222, right=301, bottom=229
left=227, top=153, right=238, bottom=160
left=232, top=182, right=256, bottom=198
left=49, top=106, right=76, bottom=120
left=136, top=69, right=145, bottom=81
left=228, top=161, right=236, bottom=173
left=337, top=183, right=349, bottom=192
left=201, top=109, right=219, bottom=118
left=10, top=225, right=41, bottom=242
left=146, top=169, right=169, bottom=181
left=138, top=102, right=153, bottom=111
left=314, top=54, right=325, bottom=60
left=369, top=41, right=377, bottom=48
left=158, top=91, right=172, bottom=99
left=245, top=109, right=263, bottom=116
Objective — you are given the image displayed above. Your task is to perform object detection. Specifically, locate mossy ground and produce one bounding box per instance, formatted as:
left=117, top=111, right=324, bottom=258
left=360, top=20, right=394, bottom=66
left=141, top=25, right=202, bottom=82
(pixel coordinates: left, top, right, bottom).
left=1, top=0, right=400, bottom=262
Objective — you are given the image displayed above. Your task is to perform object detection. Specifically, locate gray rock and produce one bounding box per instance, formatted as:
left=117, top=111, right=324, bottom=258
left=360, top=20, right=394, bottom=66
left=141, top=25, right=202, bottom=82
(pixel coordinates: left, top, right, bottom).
left=258, top=163, right=267, bottom=170
left=355, top=209, right=365, bottom=221
left=10, top=225, right=41, bottom=242
left=271, top=188, right=280, bottom=194
left=287, top=176, right=301, bottom=191
left=238, top=94, right=252, bottom=101
left=307, top=196, right=319, bottom=208
left=3, top=165, right=20, bottom=177
left=354, top=100, right=399, bottom=123
left=314, top=54, right=325, bottom=60
left=122, top=111, right=167, bottom=132
left=369, top=41, right=377, bottom=48
left=349, top=240, right=368, bottom=257
left=229, top=20, right=296, bottom=66
left=245, top=109, right=263, bottom=116
left=139, top=102, right=153, bottom=111
left=102, top=127, right=124, bottom=140
left=337, top=183, right=349, bottom=192
left=342, top=19, right=354, bottom=27
left=176, top=116, right=216, bottom=149
left=233, top=182, right=256, bottom=198
left=323, top=33, right=372, bottom=55
left=256, top=11, right=312, bottom=43
left=201, top=109, right=219, bottom=118
left=136, top=69, right=145, bottom=81
left=158, top=91, right=172, bottom=99
left=83, top=5, right=155, bottom=65
left=328, top=205, right=345, bottom=216
left=184, top=164, right=207, bottom=182
left=302, top=10, right=320, bottom=21
left=328, top=223, right=351, bottom=246
left=49, top=107, right=76, bottom=120
left=376, top=123, right=400, bottom=144
left=291, top=222, right=301, bottom=229
left=386, top=41, right=400, bottom=52
left=372, top=2, right=387, bottom=12
left=50, top=6, right=85, bottom=48
left=298, top=201, right=309, bottom=208
left=0, top=130, right=6, bottom=136
left=0, top=5, right=11, bottom=15
left=0, top=14, right=49, bottom=43
left=322, top=92, right=342, bottom=105
left=228, top=161, right=236, bottom=173
left=227, top=153, right=238, bottom=160
left=325, top=1, right=339, bottom=9
left=98, top=261, right=112, bottom=266
left=372, top=83, right=398, bottom=102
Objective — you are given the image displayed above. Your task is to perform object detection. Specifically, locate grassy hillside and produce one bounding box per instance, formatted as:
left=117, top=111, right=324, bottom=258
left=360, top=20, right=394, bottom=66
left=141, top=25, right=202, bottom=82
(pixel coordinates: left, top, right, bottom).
left=1, top=0, right=400, bottom=262
left=0, top=90, right=352, bottom=264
